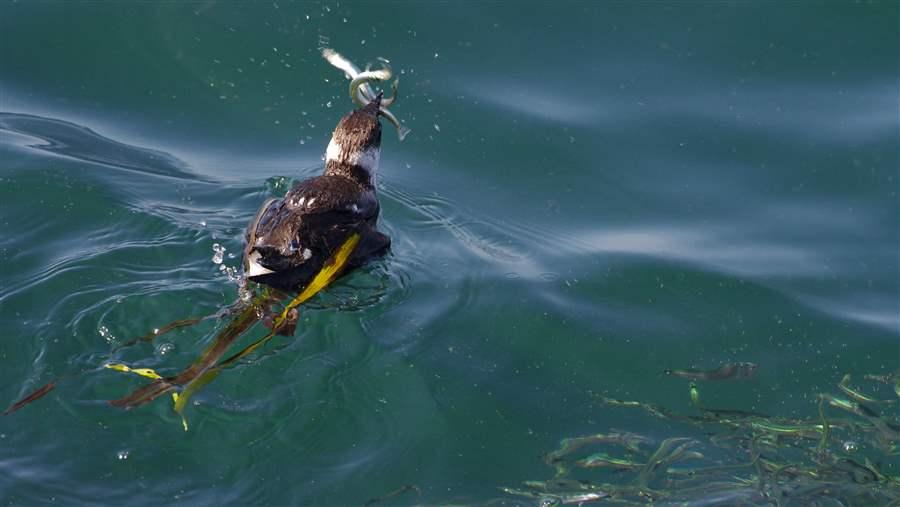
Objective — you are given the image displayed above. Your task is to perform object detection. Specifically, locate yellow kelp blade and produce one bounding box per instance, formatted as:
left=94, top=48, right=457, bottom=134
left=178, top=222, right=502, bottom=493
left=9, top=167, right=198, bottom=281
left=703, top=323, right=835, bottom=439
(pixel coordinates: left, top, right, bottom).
left=288, top=232, right=361, bottom=310
left=105, top=363, right=179, bottom=405
left=218, top=231, right=361, bottom=366
left=105, top=363, right=163, bottom=380
left=174, top=369, right=220, bottom=431
left=171, top=232, right=361, bottom=430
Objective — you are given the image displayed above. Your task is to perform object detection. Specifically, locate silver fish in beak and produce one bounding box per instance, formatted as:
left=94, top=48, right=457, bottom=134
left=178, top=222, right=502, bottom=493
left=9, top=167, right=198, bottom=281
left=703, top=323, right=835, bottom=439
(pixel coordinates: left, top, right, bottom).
left=322, top=48, right=410, bottom=141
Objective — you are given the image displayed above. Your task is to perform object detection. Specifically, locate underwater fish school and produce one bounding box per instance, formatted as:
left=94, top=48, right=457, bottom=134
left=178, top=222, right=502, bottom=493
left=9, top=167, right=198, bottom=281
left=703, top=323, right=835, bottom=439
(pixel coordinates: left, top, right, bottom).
left=0, top=2, right=897, bottom=505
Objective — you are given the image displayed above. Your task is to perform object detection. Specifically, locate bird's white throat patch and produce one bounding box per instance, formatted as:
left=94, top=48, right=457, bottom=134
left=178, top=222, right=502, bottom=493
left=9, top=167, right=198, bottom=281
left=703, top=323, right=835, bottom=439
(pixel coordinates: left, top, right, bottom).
left=325, top=138, right=380, bottom=182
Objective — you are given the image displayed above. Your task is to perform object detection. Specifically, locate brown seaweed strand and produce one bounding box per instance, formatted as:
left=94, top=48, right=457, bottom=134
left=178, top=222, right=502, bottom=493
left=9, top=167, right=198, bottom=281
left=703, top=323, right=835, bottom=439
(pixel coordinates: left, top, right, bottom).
left=3, top=381, right=57, bottom=415
left=108, top=300, right=264, bottom=409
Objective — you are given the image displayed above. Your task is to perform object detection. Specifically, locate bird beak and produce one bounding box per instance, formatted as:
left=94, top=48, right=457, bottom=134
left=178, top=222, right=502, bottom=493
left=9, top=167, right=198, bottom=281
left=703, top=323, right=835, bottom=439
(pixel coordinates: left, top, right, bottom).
left=366, top=92, right=383, bottom=114
left=245, top=250, right=275, bottom=277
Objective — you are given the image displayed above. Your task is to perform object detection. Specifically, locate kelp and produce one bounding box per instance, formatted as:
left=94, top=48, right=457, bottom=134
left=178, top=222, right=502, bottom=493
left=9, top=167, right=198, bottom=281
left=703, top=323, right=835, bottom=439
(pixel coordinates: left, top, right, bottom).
left=2, top=381, right=56, bottom=416
left=106, top=297, right=267, bottom=410
left=106, top=232, right=361, bottom=428
left=502, top=367, right=900, bottom=505
left=4, top=233, right=362, bottom=429
left=2, top=294, right=265, bottom=417
left=111, top=316, right=206, bottom=352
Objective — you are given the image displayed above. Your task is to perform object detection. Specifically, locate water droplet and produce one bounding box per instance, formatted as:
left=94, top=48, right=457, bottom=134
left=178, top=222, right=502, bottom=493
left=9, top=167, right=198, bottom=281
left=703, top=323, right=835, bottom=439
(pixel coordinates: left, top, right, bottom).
left=157, top=342, right=175, bottom=356
left=843, top=441, right=859, bottom=453
left=212, top=243, right=226, bottom=264
left=98, top=326, right=116, bottom=343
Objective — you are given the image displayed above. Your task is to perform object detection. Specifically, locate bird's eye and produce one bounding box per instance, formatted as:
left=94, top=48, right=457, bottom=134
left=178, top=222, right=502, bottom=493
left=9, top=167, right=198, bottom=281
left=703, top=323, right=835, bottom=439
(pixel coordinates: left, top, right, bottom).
left=289, top=239, right=301, bottom=252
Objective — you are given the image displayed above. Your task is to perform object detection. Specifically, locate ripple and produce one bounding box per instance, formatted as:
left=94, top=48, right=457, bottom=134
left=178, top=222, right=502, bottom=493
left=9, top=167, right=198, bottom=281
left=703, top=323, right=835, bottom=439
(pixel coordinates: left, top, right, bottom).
left=382, top=185, right=523, bottom=264
left=2, top=24, right=897, bottom=504
left=378, top=179, right=898, bottom=338
left=0, top=113, right=204, bottom=181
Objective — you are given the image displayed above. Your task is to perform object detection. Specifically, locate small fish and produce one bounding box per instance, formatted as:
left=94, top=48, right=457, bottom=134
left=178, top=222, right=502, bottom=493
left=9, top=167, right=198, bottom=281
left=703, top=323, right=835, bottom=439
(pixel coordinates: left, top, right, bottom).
left=863, top=371, right=899, bottom=384
left=523, top=479, right=596, bottom=492
left=749, top=419, right=824, bottom=438
left=502, top=488, right=607, bottom=505
left=598, top=397, right=673, bottom=420
left=839, top=374, right=894, bottom=404
left=322, top=48, right=409, bottom=140
left=700, top=407, right=769, bottom=418
left=544, top=431, right=652, bottom=464
left=638, top=437, right=699, bottom=488
left=556, top=492, right=607, bottom=504
left=575, top=452, right=644, bottom=470
left=863, top=371, right=900, bottom=399
left=664, top=362, right=758, bottom=381
left=819, top=393, right=900, bottom=441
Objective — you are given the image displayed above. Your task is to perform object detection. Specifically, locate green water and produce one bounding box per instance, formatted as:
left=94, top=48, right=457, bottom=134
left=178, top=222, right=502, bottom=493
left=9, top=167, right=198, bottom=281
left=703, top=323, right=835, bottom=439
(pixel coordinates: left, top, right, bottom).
left=1, top=2, right=898, bottom=505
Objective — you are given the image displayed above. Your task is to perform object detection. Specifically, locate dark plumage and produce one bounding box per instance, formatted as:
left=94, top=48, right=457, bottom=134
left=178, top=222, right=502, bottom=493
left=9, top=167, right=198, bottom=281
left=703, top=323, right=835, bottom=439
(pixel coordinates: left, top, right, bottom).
left=243, top=97, right=390, bottom=291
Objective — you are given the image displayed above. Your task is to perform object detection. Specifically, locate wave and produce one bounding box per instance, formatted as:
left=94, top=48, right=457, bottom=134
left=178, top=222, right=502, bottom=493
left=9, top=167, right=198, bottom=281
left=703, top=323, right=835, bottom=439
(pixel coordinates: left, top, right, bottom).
left=0, top=112, right=206, bottom=181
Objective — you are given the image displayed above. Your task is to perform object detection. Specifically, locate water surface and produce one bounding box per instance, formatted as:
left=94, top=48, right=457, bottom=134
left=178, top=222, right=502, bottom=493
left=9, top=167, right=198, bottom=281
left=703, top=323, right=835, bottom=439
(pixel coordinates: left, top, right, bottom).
left=1, top=2, right=898, bottom=505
